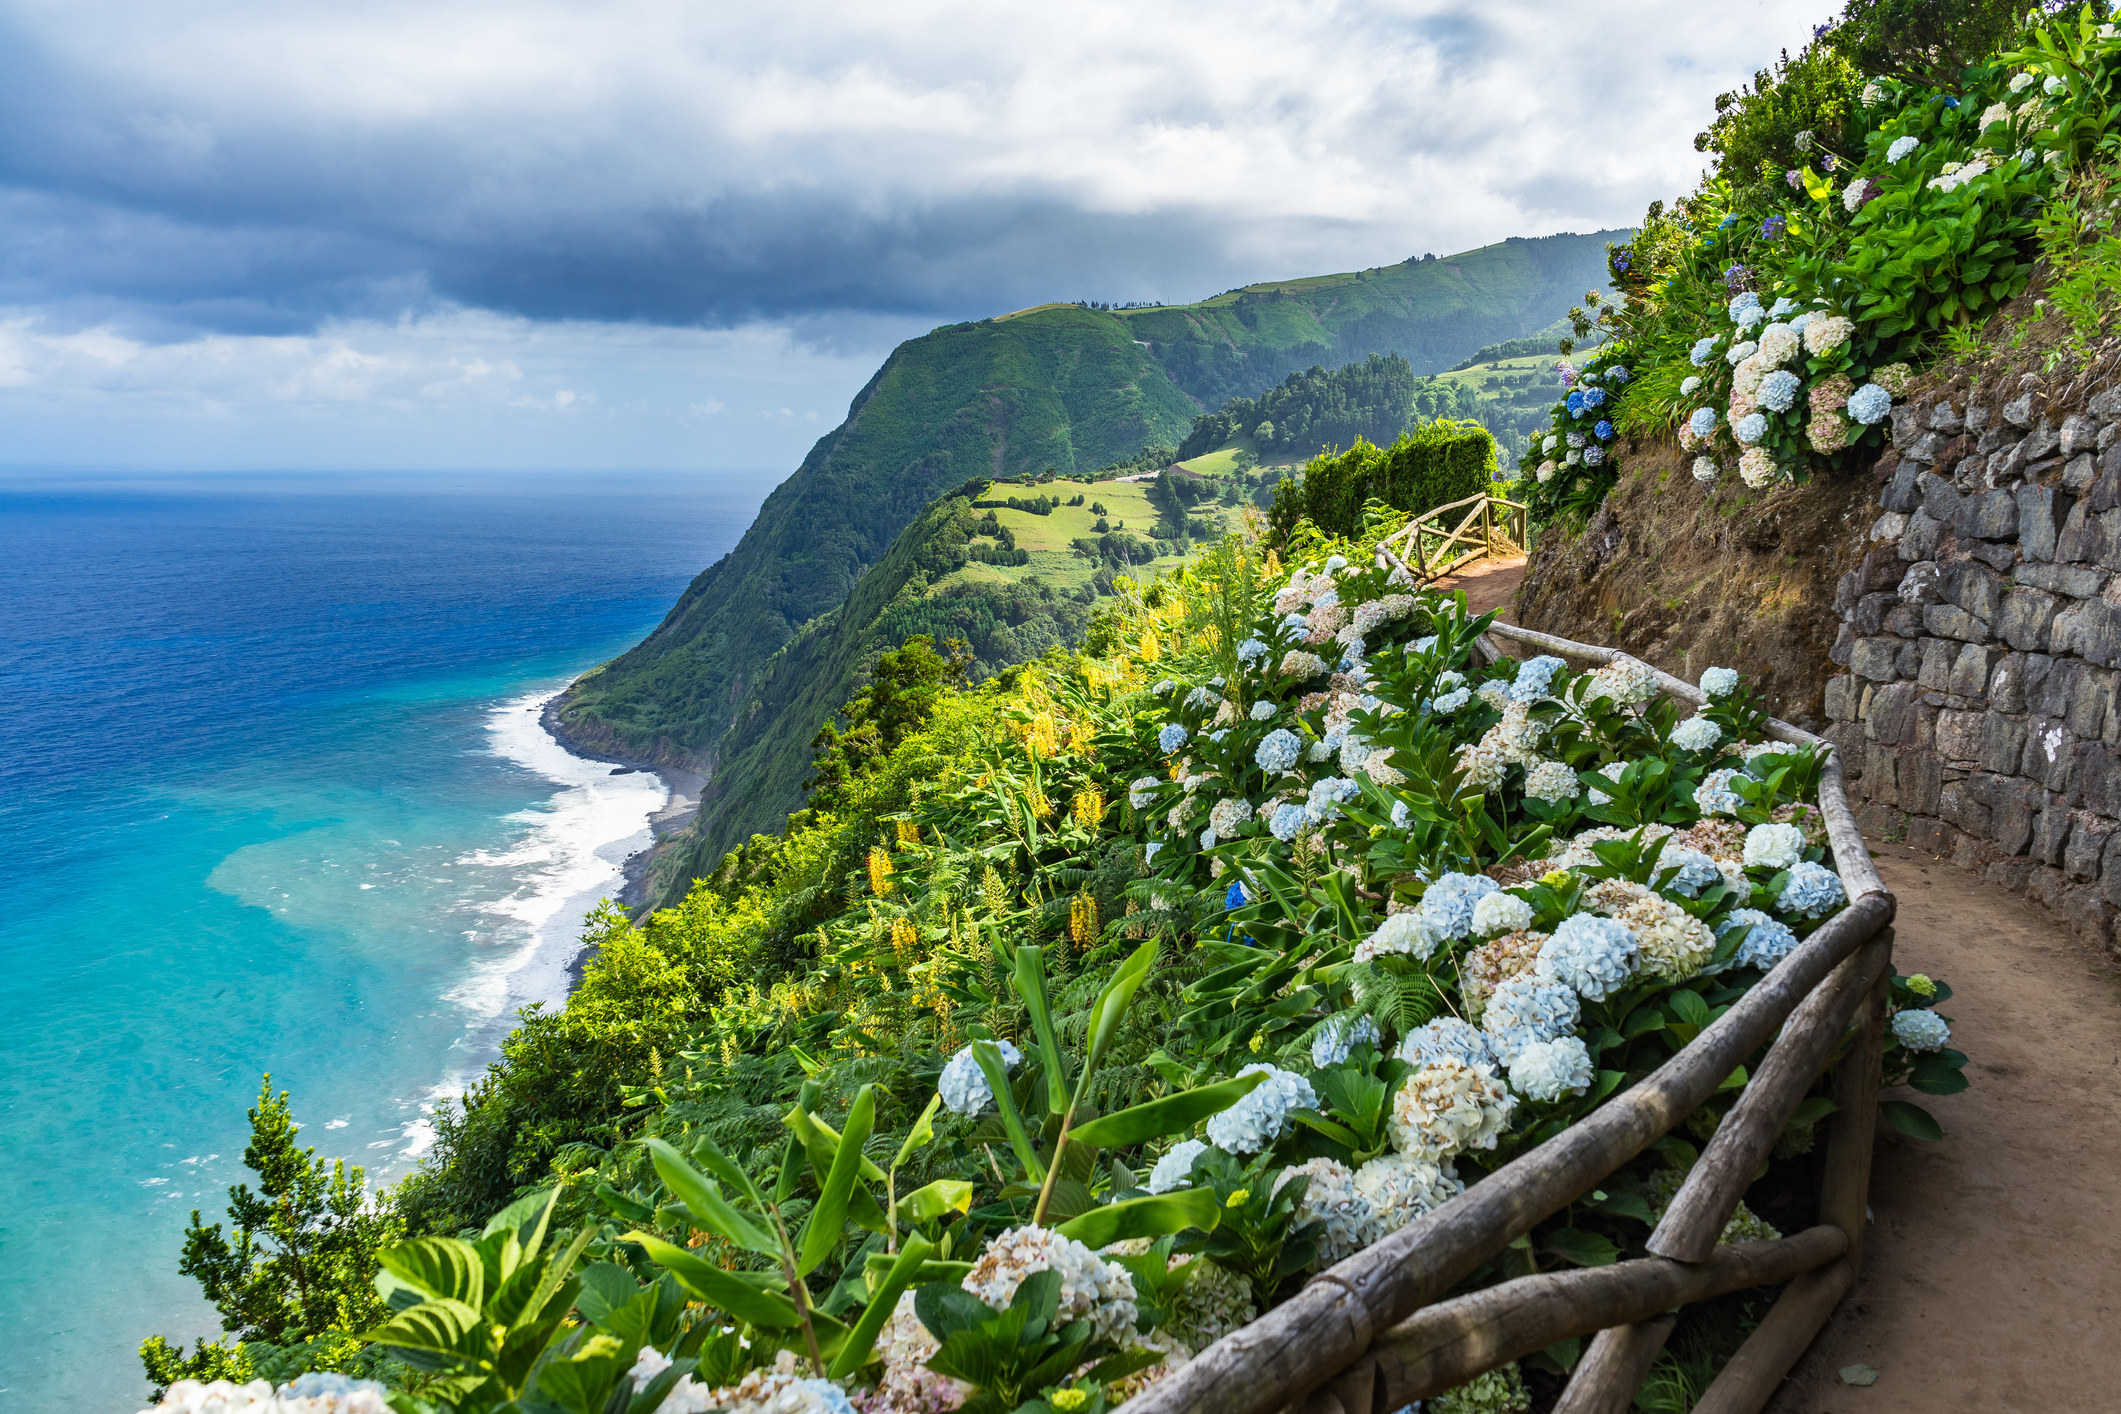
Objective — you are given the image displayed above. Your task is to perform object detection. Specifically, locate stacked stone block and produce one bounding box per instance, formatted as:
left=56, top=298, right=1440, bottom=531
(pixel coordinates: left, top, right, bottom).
left=1826, top=374, right=2121, bottom=953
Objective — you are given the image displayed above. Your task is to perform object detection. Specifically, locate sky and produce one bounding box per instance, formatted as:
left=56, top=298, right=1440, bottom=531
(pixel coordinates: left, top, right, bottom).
left=0, top=0, right=1831, bottom=473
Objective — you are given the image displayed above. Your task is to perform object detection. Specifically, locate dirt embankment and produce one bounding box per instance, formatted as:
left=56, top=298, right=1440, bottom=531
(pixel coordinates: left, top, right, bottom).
left=1513, top=441, right=1884, bottom=730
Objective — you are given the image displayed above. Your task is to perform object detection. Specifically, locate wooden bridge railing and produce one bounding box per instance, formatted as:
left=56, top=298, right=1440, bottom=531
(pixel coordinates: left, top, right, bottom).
left=1119, top=622, right=1893, bottom=1414
left=1373, top=493, right=1529, bottom=582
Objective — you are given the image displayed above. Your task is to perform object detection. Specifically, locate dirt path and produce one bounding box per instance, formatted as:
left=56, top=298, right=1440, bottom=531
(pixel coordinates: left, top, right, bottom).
left=1428, top=554, right=1525, bottom=618
left=1764, top=842, right=2121, bottom=1412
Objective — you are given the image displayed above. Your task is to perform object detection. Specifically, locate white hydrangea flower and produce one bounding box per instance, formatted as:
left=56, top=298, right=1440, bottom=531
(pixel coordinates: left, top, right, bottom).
left=1128, top=776, right=1160, bottom=810
left=1396, top=1017, right=1496, bottom=1070
left=1656, top=843, right=1724, bottom=898
left=1887, top=135, right=1919, bottom=162
left=1481, top=974, right=1581, bottom=1065
left=863, top=1292, right=973, bottom=1414
left=1587, top=879, right=1715, bottom=984
left=1535, top=913, right=1640, bottom=1001
left=1310, top=1013, right=1381, bottom=1068
left=1208, top=797, right=1254, bottom=836
left=1250, top=699, right=1279, bottom=722
left=1146, top=1138, right=1211, bottom=1194
left=147, top=1377, right=397, bottom=1414
left=1508, top=1035, right=1595, bottom=1102
left=1389, top=1058, right=1515, bottom=1161
left=1671, top=716, right=1722, bottom=752
left=1584, top=759, right=1627, bottom=806
left=1586, top=656, right=1657, bottom=707
left=1891, top=1008, right=1950, bottom=1051
left=1274, top=1157, right=1383, bottom=1265
left=962, top=1225, right=1139, bottom=1347
left=1206, top=1064, right=1317, bottom=1154
left=1694, top=767, right=1745, bottom=816
left=1420, top=871, right=1500, bottom=940
left=1744, top=822, right=1807, bottom=871
left=1779, top=861, right=1847, bottom=918
left=1700, top=666, right=1739, bottom=697
left=1724, top=908, right=1798, bottom=970
left=1353, top=1153, right=1464, bottom=1234
left=1471, top=890, right=1535, bottom=938
left=699, top=1358, right=858, bottom=1414
left=1434, top=686, right=1473, bottom=713
left=1475, top=680, right=1512, bottom=710
left=939, top=1039, right=1023, bottom=1115
left=1354, top=909, right=1443, bottom=964
left=1524, top=759, right=1580, bottom=803
left=1254, top=727, right=1303, bottom=774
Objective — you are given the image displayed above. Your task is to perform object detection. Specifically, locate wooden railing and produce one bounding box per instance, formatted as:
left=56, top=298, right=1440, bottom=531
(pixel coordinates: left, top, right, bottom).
left=1373, top=494, right=1530, bottom=582
left=1119, top=622, right=1893, bottom=1414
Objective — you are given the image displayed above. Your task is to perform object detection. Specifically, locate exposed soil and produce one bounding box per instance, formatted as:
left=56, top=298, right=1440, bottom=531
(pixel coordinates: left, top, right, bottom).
left=1429, top=553, right=1528, bottom=618
left=1763, top=842, right=2121, bottom=1413
left=1511, top=444, right=1883, bottom=731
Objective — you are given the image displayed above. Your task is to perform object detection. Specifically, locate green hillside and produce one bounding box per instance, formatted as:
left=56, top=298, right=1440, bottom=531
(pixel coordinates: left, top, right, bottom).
left=555, top=230, right=1623, bottom=896
left=1116, top=231, right=1624, bottom=407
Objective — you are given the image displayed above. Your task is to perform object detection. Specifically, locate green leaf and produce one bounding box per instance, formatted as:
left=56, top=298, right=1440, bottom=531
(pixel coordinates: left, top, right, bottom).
left=1287, top=1108, right=1362, bottom=1148
left=1055, top=1189, right=1222, bottom=1248
left=592, top=1183, right=655, bottom=1225
left=1908, top=1054, right=1970, bottom=1096
left=1068, top=1072, right=1267, bottom=1149
left=625, top=1232, right=802, bottom=1328
left=900, top=1179, right=975, bottom=1223
left=828, top=1234, right=936, bottom=1378
left=644, top=1137, right=779, bottom=1256
left=1079, top=939, right=1160, bottom=1092
left=893, top=1092, right=945, bottom=1172
left=800, top=1084, right=877, bottom=1276
left=1542, top=1228, right=1620, bottom=1268
left=1668, top=989, right=1710, bottom=1029
left=377, top=1238, right=485, bottom=1308
left=1880, top=1099, right=1945, bottom=1141
left=972, top=1039, right=1045, bottom=1182
left=360, top=1297, right=486, bottom=1359
left=1013, top=946, right=1072, bottom=1114
left=690, top=1132, right=767, bottom=1207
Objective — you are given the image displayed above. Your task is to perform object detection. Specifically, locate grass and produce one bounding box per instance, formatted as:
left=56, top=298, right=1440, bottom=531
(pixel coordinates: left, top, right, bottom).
left=937, top=478, right=1244, bottom=593
left=1431, top=353, right=1557, bottom=390
left=1172, top=445, right=1255, bottom=476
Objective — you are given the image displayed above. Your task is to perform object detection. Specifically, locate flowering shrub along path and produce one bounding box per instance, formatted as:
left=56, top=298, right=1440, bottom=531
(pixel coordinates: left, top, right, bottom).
left=1522, top=11, right=2121, bottom=526
left=144, top=519, right=1966, bottom=1414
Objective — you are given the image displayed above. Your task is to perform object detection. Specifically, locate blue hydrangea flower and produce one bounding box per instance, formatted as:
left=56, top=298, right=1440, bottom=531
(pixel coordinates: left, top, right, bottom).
left=1759, top=370, right=1801, bottom=413
left=1848, top=383, right=1893, bottom=424
left=1690, top=336, right=1720, bottom=366
left=1206, top=1063, right=1317, bottom=1154
left=1433, top=686, right=1472, bottom=713
left=1779, top=861, right=1847, bottom=918
left=1608, top=365, right=1631, bottom=384
left=1311, top=1014, right=1381, bottom=1068
left=1727, top=291, right=1762, bottom=321
left=1226, top=878, right=1250, bottom=909
left=1237, top=637, right=1269, bottom=664
left=1536, top=913, right=1641, bottom=1001
left=1689, top=407, right=1718, bottom=437
left=1306, top=775, right=1359, bottom=822
left=939, top=1039, right=1024, bottom=1115
left=1768, top=297, right=1796, bottom=318
left=1761, top=215, right=1787, bottom=240
left=1268, top=801, right=1308, bottom=841
left=1482, top=975, right=1581, bottom=1064
left=1567, top=390, right=1586, bottom=417
left=1250, top=699, right=1278, bottom=722
left=1735, top=303, right=1766, bottom=331
left=1511, top=655, right=1566, bottom=702
left=1159, top=723, right=1189, bottom=753
left=1733, top=412, right=1768, bottom=444
left=1583, top=387, right=1607, bottom=409
left=1397, top=1017, right=1496, bottom=1070
left=1658, top=845, right=1725, bottom=898
left=1419, top=871, right=1500, bottom=940
left=1694, top=767, right=1745, bottom=815
left=1389, top=799, right=1410, bottom=829
left=1147, top=1138, right=1210, bottom=1193
left=1256, top=728, right=1302, bottom=773
left=1594, top=419, right=1615, bottom=441
left=1724, top=908, right=1798, bottom=969
left=1282, top=612, right=1308, bottom=633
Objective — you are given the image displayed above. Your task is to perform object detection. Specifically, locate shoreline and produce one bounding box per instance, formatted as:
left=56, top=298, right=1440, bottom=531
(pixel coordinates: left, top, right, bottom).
left=538, top=688, right=705, bottom=990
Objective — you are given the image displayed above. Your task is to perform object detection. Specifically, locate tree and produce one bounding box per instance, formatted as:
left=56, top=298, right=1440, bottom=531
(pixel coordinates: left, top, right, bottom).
left=1825, top=0, right=2058, bottom=91
left=142, top=1077, right=402, bottom=1394
left=805, top=635, right=973, bottom=809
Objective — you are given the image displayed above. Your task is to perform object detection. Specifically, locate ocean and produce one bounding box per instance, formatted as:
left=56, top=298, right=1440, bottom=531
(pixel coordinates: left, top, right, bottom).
left=0, top=470, right=770, bottom=1413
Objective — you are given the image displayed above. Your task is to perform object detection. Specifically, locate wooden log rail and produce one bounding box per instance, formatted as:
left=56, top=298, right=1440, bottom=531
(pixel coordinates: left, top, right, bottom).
left=1374, top=494, right=1529, bottom=581
left=1117, top=622, right=1893, bottom=1414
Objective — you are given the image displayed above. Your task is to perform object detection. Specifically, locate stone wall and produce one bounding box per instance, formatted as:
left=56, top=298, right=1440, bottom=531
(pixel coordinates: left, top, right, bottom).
left=1827, top=369, right=2121, bottom=955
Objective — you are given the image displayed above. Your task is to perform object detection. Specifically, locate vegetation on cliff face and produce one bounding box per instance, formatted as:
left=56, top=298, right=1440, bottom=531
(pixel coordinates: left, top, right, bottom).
left=1173, top=354, right=1492, bottom=462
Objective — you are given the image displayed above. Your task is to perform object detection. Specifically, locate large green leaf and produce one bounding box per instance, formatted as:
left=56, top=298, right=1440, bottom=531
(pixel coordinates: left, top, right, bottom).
left=377, top=1238, right=485, bottom=1308
left=1543, top=1228, right=1620, bottom=1268
left=800, top=1084, right=876, bottom=1276
left=1069, top=1072, right=1265, bottom=1149
left=691, top=1133, right=767, bottom=1207
left=1055, top=1189, right=1222, bottom=1248
left=1014, top=945, right=1072, bottom=1113
left=972, top=1039, right=1045, bottom=1182
left=827, top=1234, right=936, bottom=1378
left=645, top=1138, right=779, bottom=1256
left=626, top=1232, right=802, bottom=1328
left=900, top=1178, right=974, bottom=1223
left=1078, top=939, right=1159, bottom=1097
left=892, top=1092, right=945, bottom=1172
left=1880, top=1099, right=1945, bottom=1141
left=361, top=1297, right=487, bottom=1360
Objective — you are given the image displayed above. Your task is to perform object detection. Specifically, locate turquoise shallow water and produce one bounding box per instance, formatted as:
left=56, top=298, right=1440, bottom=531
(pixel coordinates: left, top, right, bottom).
left=0, top=471, right=768, bottom=1412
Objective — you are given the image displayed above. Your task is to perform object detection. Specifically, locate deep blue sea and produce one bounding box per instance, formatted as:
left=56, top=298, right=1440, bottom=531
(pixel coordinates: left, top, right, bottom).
left=0, top=470, right=771, bottom=1413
